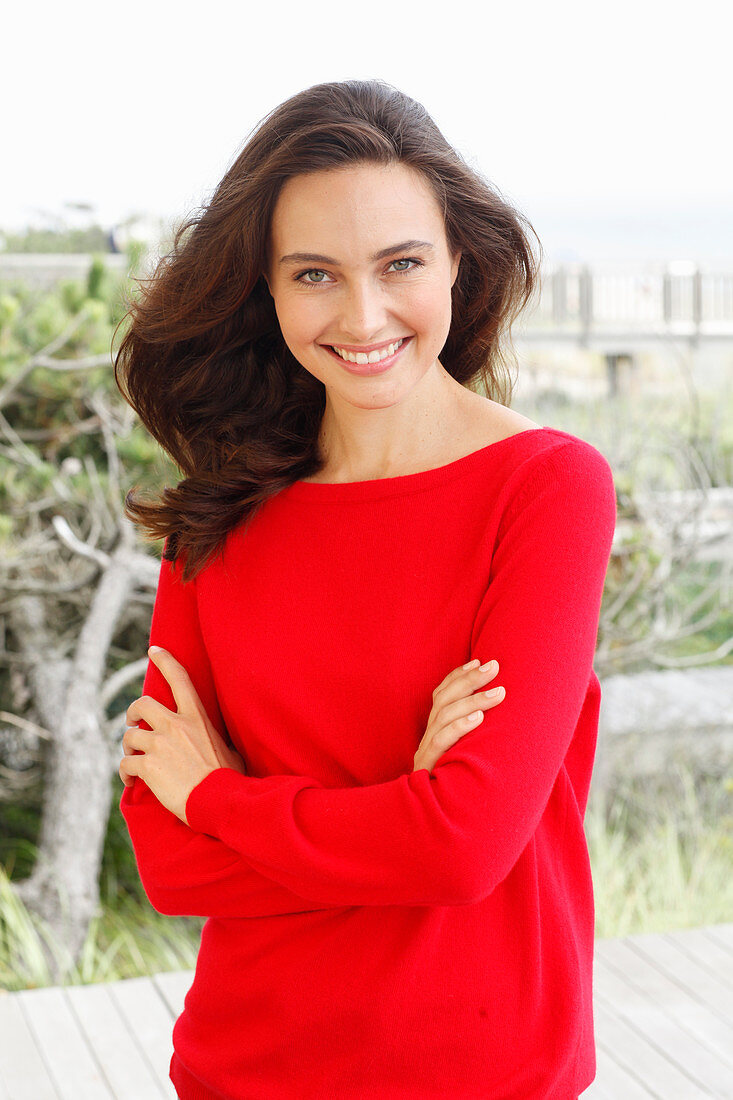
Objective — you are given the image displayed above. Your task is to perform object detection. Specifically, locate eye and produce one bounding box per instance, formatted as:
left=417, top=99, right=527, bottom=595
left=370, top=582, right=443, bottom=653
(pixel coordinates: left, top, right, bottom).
left=294, top=257, right=424, bottom=288
left=297, top=269, right=332, bottom=285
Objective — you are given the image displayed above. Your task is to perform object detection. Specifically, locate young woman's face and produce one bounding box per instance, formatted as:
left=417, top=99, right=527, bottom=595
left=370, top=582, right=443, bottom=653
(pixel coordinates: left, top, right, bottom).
left=264, top=162, right=461, bottom=409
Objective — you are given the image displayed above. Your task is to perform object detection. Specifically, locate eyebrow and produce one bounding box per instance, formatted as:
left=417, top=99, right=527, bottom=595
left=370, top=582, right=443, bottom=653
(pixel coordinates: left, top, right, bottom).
left=279, top=239, right=435, bottom=266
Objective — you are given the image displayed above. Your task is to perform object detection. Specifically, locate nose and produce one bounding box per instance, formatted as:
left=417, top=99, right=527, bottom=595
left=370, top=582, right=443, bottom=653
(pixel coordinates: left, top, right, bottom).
left=338, top=278, right=390, bottom=342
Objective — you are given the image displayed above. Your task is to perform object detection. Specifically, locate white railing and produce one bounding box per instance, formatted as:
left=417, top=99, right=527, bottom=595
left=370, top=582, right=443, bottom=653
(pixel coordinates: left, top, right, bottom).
left=515, top=261, right=733, bottom=347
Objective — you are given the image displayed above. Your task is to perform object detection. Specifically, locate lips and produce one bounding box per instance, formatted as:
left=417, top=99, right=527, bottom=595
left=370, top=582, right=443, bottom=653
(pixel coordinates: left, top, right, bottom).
left=329, top=336, right=408, bottom=356
left=322, top=335, right=413, bottom=375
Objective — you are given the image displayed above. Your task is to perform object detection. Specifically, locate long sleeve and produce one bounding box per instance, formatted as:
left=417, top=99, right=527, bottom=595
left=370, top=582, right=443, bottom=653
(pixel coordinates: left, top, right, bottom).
left=184, top=440, right=617, bottom=908
left=118, top=539, right=340, bottom=919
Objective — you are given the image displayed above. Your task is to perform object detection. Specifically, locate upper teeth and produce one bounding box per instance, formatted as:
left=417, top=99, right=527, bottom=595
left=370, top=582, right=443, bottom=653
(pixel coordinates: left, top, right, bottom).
left=332, top=338, right=404, bottom=364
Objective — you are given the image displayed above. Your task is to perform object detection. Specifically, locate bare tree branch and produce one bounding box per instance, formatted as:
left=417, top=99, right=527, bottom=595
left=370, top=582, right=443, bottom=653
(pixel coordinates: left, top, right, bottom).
left=0, top=710, right=53, bottom=741
left=50, top=516, right=110, bottom=569
left=100, top=657, right=149, bottom=710
left=0, top=301, right=111, bottom=411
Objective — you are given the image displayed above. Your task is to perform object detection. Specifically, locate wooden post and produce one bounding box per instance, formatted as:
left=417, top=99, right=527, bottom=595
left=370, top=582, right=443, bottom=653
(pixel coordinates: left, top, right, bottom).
left=606, top=352, right=619, bottom=397
left=662, top=269, right=672, bottom=325
left=552, top=265, right=567, bottom=325
left=692, top=266, right=702, bottom=349
left=579, top=265, right=593, bottom=348
left=606, top=352, right=636, bottom=397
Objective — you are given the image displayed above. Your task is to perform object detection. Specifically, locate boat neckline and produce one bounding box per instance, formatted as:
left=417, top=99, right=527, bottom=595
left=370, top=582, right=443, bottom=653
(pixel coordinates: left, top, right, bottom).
left=283, top=426, right=560, bottom=501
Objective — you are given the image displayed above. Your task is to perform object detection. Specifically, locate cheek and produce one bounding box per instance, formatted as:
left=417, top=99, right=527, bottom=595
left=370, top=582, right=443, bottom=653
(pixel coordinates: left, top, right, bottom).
left=406, top=285, right=452, bottom=337
left=289, top=300, right=338, bottom=347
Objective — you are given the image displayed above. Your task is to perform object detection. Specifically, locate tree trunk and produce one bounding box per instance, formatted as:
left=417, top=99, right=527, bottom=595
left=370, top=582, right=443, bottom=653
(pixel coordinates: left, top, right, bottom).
left=11, top=549, right=136, bottom=983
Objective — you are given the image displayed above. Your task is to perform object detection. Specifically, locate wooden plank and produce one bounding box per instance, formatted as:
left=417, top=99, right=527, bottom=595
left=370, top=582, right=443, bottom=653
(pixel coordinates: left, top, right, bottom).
left=664, top=925, right=733, bottom=987
left=623, top=930, right=732, bottom=1022
left=597, top=935, right=733, bottom=1072
left=150, top=970, right=194, bottom=1019
left=106, top=978, right=177, bottom=1099
left=592, top=994, right=709, bottom=1098
left=0, top=1063, right=10, bottom=1100
left=700, top=922, right=733, bottom=956
left=15, top=987, right=112, bottom=1100
left=64, top=983, right=167, bottom=1100
left=594, top=949, right=728, bottom=1096
left=0, top=994, right=59, bottom=1100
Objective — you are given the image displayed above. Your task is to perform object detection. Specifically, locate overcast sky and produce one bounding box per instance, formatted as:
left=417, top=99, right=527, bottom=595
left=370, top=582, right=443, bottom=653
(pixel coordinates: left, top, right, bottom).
left=3, top=0, right=731, bottom=263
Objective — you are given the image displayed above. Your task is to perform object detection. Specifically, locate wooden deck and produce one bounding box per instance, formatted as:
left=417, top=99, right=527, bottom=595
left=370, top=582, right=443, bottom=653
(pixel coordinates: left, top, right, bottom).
left=0, top=922, right=731, bottom=1099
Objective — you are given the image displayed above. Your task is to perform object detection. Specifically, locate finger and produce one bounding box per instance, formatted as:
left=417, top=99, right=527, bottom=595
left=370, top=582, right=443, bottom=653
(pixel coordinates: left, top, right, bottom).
left=437, top=660, right=481, bottom=691
left=429, top=710, right=486, bottom=760
left=433, top=660, right=500, bottom=709
left=437, top=685, right=506, bottom=735
left=122, top=724, right=153, bottom=756
left=422, top=705, right=489, bottom=765
left=126, top=693, right=175, bottom=729
left=119, top=754, right=142, bottom=785
left=147, top=645, right=201, bottom=716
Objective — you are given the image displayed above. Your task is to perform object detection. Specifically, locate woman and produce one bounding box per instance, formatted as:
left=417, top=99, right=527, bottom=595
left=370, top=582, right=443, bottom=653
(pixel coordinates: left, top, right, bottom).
left=117, top=78, right=616, bottom=1099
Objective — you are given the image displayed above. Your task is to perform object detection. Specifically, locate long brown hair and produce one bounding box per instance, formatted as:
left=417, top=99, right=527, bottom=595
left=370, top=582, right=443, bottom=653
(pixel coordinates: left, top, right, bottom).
left=113, top=78, right=543, bottom=583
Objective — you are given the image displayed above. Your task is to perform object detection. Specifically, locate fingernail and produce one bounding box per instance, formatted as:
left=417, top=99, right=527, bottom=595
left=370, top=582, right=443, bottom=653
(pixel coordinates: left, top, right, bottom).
left=462, top=659, right=480, bottom=670
left=148, top=645, right=162, bottom=655
left=479, top=660, right=497, bottom=672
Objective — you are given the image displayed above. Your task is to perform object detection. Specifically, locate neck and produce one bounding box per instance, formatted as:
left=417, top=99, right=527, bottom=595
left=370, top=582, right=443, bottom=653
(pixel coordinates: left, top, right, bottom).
left=314, top=363, right=470, bottom=482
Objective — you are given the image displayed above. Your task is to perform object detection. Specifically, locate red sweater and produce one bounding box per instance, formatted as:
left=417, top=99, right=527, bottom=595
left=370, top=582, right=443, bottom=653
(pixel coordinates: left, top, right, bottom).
left=120, top=426, right=616, bottom=1100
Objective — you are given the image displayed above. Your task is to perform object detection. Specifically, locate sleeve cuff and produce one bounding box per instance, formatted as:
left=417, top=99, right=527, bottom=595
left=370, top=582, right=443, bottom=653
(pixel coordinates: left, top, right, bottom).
left=185, top=766, right=250, bottom=838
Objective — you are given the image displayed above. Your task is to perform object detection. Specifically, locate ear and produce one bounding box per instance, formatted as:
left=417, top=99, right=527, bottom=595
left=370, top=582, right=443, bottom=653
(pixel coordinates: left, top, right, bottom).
left=450, top=249, right=462, bottom=288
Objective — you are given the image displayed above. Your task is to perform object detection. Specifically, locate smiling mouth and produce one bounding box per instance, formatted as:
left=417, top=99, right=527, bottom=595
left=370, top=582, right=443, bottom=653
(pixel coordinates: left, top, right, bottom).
left=321, top=336, right=413, bottom=375
left=326, top=336, right=412, bottom=362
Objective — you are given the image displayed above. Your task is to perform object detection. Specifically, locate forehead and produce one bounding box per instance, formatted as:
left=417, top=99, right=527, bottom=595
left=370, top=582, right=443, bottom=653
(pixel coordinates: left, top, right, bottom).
left=270, top=162, right=443, bottom=250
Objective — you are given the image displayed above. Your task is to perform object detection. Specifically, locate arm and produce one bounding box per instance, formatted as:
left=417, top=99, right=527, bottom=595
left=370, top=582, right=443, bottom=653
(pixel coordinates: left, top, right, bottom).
left=119, top=539, right=340, bottom=919
left=184, top=440, right=618, bottom=907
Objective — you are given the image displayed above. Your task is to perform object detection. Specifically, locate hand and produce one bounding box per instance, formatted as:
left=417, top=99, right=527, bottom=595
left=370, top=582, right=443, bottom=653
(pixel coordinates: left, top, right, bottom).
left=119, top=645, right=248, bottom=825
left=413, top=659, right=506, bottom=773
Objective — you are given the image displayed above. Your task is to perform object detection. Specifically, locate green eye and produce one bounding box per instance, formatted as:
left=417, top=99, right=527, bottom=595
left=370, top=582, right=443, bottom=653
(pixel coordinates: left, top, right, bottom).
left=294, top=257, right=424, bottom=289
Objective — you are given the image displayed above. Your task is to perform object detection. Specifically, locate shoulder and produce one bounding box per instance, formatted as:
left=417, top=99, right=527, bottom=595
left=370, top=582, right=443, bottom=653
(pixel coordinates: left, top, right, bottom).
left=516, top=430, right=614, bottom=497
left=523, top=428, right=613, bottom=476
left=463, top=393, right=613, bottom=489
left=458, top=393, right=542, bottom=450
left=501, top=430, right=617, bottom=552
left=452, top=391, right=614, bottom=513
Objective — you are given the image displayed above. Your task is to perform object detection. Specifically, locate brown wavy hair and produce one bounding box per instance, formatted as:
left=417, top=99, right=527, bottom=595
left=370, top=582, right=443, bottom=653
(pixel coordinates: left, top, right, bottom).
left=114, top=78, right=543, bottom=583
